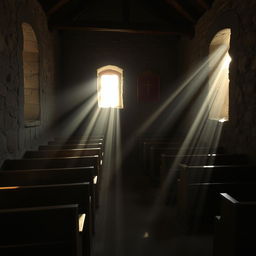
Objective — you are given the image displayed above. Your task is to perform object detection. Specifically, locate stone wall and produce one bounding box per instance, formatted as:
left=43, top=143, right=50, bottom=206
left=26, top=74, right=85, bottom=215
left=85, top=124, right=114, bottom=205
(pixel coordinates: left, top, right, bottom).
left=181, top=0, right=256, bottom=156
left=0, top=0, right=57, bottom=166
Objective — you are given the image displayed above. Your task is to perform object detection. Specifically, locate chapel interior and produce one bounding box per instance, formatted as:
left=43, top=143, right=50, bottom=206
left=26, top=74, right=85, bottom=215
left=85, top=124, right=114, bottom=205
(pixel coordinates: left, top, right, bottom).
left=0, top=0, right=255, bottom=255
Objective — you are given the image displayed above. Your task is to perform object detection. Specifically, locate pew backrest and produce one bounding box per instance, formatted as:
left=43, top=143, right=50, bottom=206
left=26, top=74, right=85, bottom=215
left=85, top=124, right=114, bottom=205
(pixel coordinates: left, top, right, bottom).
left=2, top=156, right=100, bottom=175
left=39, top=144, right=103, bottom=151
left=24, top=148, right=103, bottom=160
left=0, top=167, right=94, bottom=187
left=0, top=182, right=90, bottom=212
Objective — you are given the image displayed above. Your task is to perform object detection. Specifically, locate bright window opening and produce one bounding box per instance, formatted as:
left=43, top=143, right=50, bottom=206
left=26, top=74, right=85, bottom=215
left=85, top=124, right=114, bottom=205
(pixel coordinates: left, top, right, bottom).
left=97, top=65, right=123, bottom=108
left=209, top=28, right=231, bottom=122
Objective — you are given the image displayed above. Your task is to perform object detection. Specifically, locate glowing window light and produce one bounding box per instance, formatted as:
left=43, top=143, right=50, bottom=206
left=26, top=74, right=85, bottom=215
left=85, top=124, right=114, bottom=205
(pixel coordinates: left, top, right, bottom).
left=222, top=53, right=232, bottom=70
left=219, top=118, right=227, bottom=123
left=209, top=28, right=231, bottom=122
left=97, top=65, right=123, bottom=109
left=99, top=74, right=119, bottom=108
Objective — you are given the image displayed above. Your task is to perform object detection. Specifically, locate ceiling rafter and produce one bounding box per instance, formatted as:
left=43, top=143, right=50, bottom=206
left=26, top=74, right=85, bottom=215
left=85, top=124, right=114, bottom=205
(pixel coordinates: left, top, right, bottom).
left=165, top=0, right=196, bottom=24
left=47, top=0, right=73, bottom=16
left=196, top=0, right=210, bottom=10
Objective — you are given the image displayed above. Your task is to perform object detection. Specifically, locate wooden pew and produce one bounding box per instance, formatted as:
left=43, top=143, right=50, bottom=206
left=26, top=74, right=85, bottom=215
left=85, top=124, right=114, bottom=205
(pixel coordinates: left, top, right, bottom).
left=148, top=147, right=223, bottom=181
left=0, top=167, right=94, bottom=186
left=2, top=156, right=100, bottom=175
left=50, top=137, right=105, bottom=151
left=51, top=138, right=104, bottom=144
left=39, top=143, right=103, bottom=151
left=48, top=139, right=104, bottom=151
left=0, top=183, right=92, bottom=256
left=54, top=136, right=104, bottom=141
left=158, top=154, right=249, bottom=205
left=138, top=137, right=173, bottom=164
left=142, top=141, right=182, bottom=172
left=0, top=204, right=79, bottom=256
left=23, top=149, right=103, bottom=188
left=214, top=192, right=256, bottom=256
left=177, top=165, right=256, bottom=229
left=25, top=148, right=102, bottom=157
left=160, top=154, right=249, bottom=183
left=1, top=156, right=100, bottom=211
left=24, top=148, right=103, bottom=165
left=0, top=167, right=96, bottom=229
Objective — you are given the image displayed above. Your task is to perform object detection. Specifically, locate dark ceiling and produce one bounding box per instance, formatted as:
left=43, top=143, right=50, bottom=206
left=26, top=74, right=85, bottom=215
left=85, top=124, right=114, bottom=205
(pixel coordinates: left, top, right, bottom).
left=38, top=0, right=215, bottom=37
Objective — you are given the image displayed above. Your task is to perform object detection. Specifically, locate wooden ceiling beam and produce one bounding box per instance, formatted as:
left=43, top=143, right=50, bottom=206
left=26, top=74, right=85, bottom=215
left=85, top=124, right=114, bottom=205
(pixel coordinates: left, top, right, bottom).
left=55, top=25, right=192, bottom=37
left=165, top=0, right=196, bottom=24
left=196, top=0, right=210, bottom=10
left=47, top=0, right=72, bottom=16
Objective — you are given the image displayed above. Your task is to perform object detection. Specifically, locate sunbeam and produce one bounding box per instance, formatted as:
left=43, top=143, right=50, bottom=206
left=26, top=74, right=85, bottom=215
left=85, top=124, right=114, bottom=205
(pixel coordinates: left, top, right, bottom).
left=140, top=41, right=232, bottom=232
left=56, top=94, right=98, bottom=138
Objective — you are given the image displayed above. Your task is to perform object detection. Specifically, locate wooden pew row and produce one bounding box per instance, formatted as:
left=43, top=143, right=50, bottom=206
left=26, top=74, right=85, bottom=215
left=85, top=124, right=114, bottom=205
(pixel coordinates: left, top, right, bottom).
left=148, top=147, right=226, bottom=182
left=0, top=183, right=91, bottom=256
left=2, top=156, right=100, bottom=175
left=140, top=136, right=218, bottom=170
left=160, top=153, right=249, bottom=183
left=142, top=142, right=183, bottom=172
left=24, top=148, right=103, bottom=167
left=158, top=154, right=249, bottom=205
left=21, top=153, right=102, bottom=206
left=177, top=165, right=256, bottom=230
left=0, top=166, right=96, bottom=228
left=1, top=156, right=100, bottom=225
left=214, top=192, right=256, bottom=256
left=0, top=141, right=104, bottom=254
left=138, top=137, right=174, bottom=165
left=0, top=204, right=79, bottom=256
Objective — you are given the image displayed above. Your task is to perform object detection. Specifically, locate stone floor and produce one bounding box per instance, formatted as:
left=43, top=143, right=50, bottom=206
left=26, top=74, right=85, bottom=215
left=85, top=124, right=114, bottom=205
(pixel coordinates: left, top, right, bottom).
left=93, top=162, right=213, bottom=256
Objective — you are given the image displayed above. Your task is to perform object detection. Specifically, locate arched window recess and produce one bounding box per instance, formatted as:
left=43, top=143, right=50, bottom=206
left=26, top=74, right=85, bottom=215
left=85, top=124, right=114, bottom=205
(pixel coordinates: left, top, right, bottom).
left=97, top=65, right=124, bottom=109
left=22, top=22, right=40, bottom=126
left=208, top=28, right=231, bottom=122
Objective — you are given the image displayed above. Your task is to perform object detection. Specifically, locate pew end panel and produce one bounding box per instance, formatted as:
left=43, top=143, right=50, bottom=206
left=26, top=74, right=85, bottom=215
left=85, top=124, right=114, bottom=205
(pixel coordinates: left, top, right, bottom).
left=214, top=192, right=256, bottom=256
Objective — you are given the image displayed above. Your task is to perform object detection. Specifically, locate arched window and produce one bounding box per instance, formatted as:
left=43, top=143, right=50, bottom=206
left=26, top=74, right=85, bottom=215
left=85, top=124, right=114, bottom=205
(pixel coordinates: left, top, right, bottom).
left=209, top=28, right=231, bottom=122
left=22, top=23, right=40, bottom=125
left=97, top=65, right=123, bottom=108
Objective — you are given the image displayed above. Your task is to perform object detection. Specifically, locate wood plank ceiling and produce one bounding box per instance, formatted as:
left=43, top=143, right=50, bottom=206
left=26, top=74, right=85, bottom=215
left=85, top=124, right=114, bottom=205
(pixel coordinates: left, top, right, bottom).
left=38, top=0, right=214, bottom=37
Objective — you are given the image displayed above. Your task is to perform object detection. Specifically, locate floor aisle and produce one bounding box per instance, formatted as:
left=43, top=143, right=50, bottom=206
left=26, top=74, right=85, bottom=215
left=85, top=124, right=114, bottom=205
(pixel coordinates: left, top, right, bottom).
left=93, top=162, right=213, bottom=256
